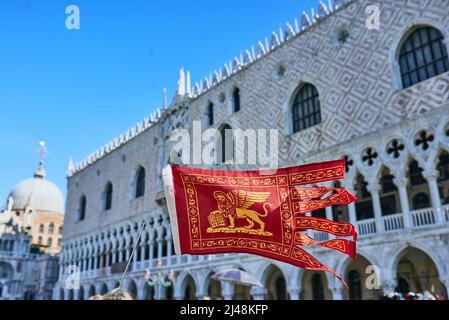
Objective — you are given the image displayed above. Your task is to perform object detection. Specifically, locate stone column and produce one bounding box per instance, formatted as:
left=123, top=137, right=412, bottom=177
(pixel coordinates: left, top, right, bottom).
left=157, top=239, right=163, bottom=261
left=368, top=183, right=384, bottom=233
left=423, top=170, right=444, bottom=224
left=330, top=283, right=345, bottom=300
left=99, top=254, right=104, bottom=270
left=221, top=282, right=234, bottom=300
left=125, top=241, right=131, bottom=261
left=132, top=245, right=138, bottom=271
left=175, top=294, right=184, bottom=301
left=140, top=244, right=146, bottom=262
left=59, top=263, right=65, bottom=279
left=112, top=249, right=117, bottom=264
left=84, top=286, right=91, bottom=300
left=93, top=255, right=98, bottom=270
left=342, top=182, right=357, bottom=224
left=167, top=239, right=173, bottom=266
left=149, top=241, right=155, bottom=267
left=348, top=203, right=357, bottom=225
left=330, top=285, right=344, bottom=300
left=73, top=289, right=80, bottom=301
left=196, top=288, right=208, bottom=300
left=288, top=287, right=301, bottom=300
left=381, top=280, right=397, bottom=298
left=393, top=178, right=412, bottom=228
left=251, top=287, right=267, bottom=300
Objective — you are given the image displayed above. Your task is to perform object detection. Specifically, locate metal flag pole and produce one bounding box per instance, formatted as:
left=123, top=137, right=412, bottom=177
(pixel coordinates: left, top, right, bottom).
left=115, top=204, right=155, bottom=300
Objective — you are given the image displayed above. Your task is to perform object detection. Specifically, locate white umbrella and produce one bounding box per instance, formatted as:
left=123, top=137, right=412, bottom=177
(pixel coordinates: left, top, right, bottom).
left=212, top=269, right=263, bottom=288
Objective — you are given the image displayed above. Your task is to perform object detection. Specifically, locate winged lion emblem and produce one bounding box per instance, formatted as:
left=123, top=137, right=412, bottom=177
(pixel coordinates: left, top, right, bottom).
left=207, top=190, right=273, bottom=236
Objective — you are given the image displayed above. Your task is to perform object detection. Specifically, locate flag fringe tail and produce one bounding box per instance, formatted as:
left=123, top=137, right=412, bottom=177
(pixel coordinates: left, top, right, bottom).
left=294, top=231, right=356, bottom=259
left=292, top=245, right=349, bottom=288
left=294, top=216, right=358, bottom=241
left=291, top=188, right=357, bottom=215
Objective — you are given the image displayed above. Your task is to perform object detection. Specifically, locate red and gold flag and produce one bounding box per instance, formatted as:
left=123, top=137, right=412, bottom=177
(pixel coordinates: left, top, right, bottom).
left=163, top=160, right=357, bottom=286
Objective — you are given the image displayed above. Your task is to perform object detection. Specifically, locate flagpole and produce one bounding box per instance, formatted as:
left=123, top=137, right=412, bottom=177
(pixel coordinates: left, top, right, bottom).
left=115, top=205, right=154, bottom=300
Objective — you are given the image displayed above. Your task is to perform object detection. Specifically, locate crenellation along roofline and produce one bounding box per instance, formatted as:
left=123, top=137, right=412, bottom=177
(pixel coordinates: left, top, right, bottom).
left=68, top=0, right=355, bottom=177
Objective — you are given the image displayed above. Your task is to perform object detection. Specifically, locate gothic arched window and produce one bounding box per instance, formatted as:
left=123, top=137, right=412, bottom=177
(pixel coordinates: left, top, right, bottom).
left=312, top=273, right=325, bottom=300
left=233, top=87, right=241, bottom=113
left=399, top=26, right=449, bottom=88
left=275, top=276, right=287, bottom=300
left=354, top=173, right=374, bottom=221
left=104, top=182, right=113, bottom=210
left=207, top=102, right=214, bottom=126
left=292, top=84, right=321, bottom=133
left=218, top=124, right=234, bottom=164
left=135, top=167, right=146, bottom=198
left=408, top=160, right=426, bottom=186
left=79, top=196, right=87, bottom=221
left=39, top=224, right=44, bottom=234
left=348, top=270, right=362, bottom=300
left=379, top=168, right=399, bottom=216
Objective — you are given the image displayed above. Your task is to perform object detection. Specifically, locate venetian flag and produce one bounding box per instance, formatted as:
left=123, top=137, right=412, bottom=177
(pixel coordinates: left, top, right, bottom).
left=163, top=160, right=357, bottom=286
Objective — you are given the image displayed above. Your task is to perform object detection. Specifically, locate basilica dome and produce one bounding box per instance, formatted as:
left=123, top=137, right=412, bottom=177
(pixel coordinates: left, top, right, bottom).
left=7, top=163, right=64, bottom=214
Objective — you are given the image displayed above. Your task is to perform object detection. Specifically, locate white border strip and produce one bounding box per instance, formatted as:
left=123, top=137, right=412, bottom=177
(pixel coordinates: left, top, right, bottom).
left=162, top=165, right=182, bottom=255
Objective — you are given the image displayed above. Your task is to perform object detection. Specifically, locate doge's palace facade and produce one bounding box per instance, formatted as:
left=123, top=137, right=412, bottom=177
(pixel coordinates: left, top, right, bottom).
left=55, top=0, right=449, bottom=300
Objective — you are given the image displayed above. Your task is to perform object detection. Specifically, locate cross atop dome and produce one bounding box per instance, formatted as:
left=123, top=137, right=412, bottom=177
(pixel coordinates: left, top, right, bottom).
left=34, top=141, right=48, bottom=178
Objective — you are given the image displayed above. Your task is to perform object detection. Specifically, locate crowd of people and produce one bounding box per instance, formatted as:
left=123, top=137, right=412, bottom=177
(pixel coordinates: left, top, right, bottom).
left=381, top=291, right=445, bottom=300
left=89, top=288, right=133, bottom=300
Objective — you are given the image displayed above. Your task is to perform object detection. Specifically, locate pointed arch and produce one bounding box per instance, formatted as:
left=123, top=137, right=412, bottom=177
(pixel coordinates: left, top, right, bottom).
left=390, top=19, right=449, bottom=89
left=233, top=87, right=241, bottom=113
left=353, top=172, right=374, bottom=221
left=392, top=246, right=447, bottom=298
left=262, top=264, right=289, bottom=300
left=378, top=166, right=400, bottom=216
left=78, top=195, right=87, bottom=221
left=291, top=83, right=322, bottom=133
left=397, top=26, right=449, bottom=88
left=135, top=166, right=146, bottom=199
left=216, top=124, right=234, bottom=164
left=104, top=182, right=113, bottom=211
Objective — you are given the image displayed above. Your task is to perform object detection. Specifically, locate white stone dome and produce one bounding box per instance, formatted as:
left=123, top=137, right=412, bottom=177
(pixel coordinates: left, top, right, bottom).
left=7, top=163, right=64, bottom=214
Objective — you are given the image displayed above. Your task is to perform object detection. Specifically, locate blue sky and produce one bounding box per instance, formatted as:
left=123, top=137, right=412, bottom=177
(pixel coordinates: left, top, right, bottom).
left=0, top=0, right=321, bottom=206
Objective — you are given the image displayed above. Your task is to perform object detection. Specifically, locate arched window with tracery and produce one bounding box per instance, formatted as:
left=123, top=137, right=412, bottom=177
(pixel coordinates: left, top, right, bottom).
left=399, top=26, right=449, bottom=88
left=78, top=196, right=87, bottom=221
left=379, top=168, right=399, bottom=216
left=354, top=173, right=374, bottom=221
left=135, top=167, right=146, bottom=198
left=292, top=84, right=321, bottom=133
left=104, top=182, right=113, bottom=211
left=218, top=124, right=234, bottom=164
left=233, top=87, right=241, bottom=113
